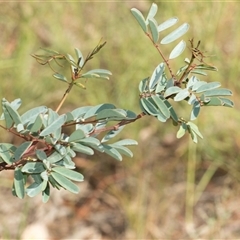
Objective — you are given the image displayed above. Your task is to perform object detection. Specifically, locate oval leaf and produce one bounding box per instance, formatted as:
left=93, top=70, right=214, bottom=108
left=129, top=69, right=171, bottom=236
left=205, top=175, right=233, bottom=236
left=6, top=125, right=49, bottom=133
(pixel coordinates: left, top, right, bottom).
left=52, top=166, right=84, bottom=182
left=151, top=95, right=170, bottom=118
left=164, top=86, right=182, bottom=98
left=40, top=114, right=66, bottom=136
left=174, top=88, right=190, bottom=101
left=169, top=40, right=186, bottom=59
left=146, top=3, right=158, bottom=24
left=161, top=23, right=189, bottom=44
left=149, top=18, right=159, bottom=43
left=131, top=8, right=147, bottom=33
left=51, top=172, right=79, bottom=194
left=195, top=82, right=221, bottom=93
left=53, top=73, right=68, bottom=82
left=158, top=17, right=178, bottom=32
left=14, top=167, right=25, bottom=199
left=149, top=63, right=165, bottom=91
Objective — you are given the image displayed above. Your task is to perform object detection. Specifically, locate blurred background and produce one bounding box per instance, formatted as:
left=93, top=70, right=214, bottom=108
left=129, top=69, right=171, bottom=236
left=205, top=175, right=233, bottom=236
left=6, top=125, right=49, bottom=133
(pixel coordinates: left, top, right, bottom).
left=0, top=1, right=240, bottom=239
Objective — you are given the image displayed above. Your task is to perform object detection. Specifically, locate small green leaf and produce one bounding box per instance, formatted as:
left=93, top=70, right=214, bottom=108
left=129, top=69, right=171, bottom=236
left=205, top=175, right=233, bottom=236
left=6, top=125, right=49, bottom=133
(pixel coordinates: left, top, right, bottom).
left=42, top=183, right=50, bottom=203
left=204, top=88, right=232, bottom=97
left=0, top=144, right=14, bottom=164
left=161, top=23, right=189, bottom=44
left=203, top=97, right=222, bottom=106
left=140, top=98, right=159, bottom=116
left=84, top=103, right=116, bottom=120
left=68, top=129, right=86, bottom=142
left=21, top=106, right=48, bottom=126
left=149, top=18, right=159, bottom=43
left=26, top=181, right=43, bottom=197
left=29, top=114, right=43, bottom=133
left=146, top=3, right=158, bottom=24
left=21, top=162, right=45, bottom=173
left=71, top=106, right=92, bottom=120
left=131, top=8, right=147, bottom=33
left=71, top=142, right=94, bottom=155
left=109, top=144, right=133, bottom=158
left=158, top=17, right=178, bottom=32
left=52, top=166, right=84, bottom=182
left=164, top=86, right=182, bottom=98
left=47, top=151, right=63, bottom=164
left=75, top=48, right=84, bottom=67
left=139, top=77, right=149, bottom=93
left=53, top=73, right=68, bottom=82
left=51, top=172, right=79, bottom=194
left=174, top=88, right=190, bottom=101
left=101, top=144, right=122, bottom=161
left=190, top=101, right=201, bottom=120
left=114, top=139, right=138, bottom=146
left=169, top=40, right=186, bottom=59
left=14, top=141, right=32, bottom=161
left=101, top=126, right=125, bottom=143
left=219, top=97, right=234, bottom=107
left=163, top=100, right=178, bottom=124
left=14, top=167, right=25, bottom=199
left=187, top=122, right=203, bottom=139
left=151, top=95, right=170, bottom=118
left=149, top=63, right=165, bottom=91
left=40, top=114, right=66, bottom=136
left=195, top=82, right=221, bottom=93
left=96, top=109, right=126, bottom=120
left=177, top=123, right=187, bottom=139
left=4, top=101, right=22, bottom=125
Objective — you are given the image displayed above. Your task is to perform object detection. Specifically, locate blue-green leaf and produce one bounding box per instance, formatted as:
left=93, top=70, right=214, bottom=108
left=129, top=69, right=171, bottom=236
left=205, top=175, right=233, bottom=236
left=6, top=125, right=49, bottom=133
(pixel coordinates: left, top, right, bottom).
left=21, top=106, right=47, bottom=126
left=4, top=101, right=22, bottom=125
left=109, top=144, right=133, bottom=158
left=169, top=40, right=186, bottom=59
left=149, top=18, right=159, bottom=43
left=71, top=106, right=92, bottom=120
left=158, top=17, right=178, bottom=32
left=140, top=98, right=159, bottom=116
left=26, top=181, right=43, bottom=197
left=42, top=183, right=50, bottom=203
left=114, top=139, right=138, bottom=146
left=52, top=166, right=84, bottom=182
left=177, top=123, right=187, bottom=138
left=139, top=77, right=149, bottom=93
left=101, top=126, right=125, bottom=143
left=131, top=8, right=147, bottom=33
left=190, top=101, right=201, bottom=120
left=53, top=73, right=68, bottom=82
left=161, top=23, right=189, bottom=44
left=75, top=48, right=84, bottom=67
left=96, top=109, right=126, bottom=120
left=164, top=86, right=182, bottom=98
left=84, top=103, right=116, bottom=120
left=174, top=88, right=190, bottom=101
left=151, top=95, right=170, bottom=118
left=51, top=172, right=79, bottom=194
left=195, top=82, right=221, bottom=93
left=14, top=167, right=25, bottom=199
left=21, top=162, right=45, bottom=173
left=14, top=141, right=32, bottom=161
left=29, top=114, right=42, bottom=133
left=0, top=144, right=15, bottom=164
left=68, top=129, right=86, bottom=142
left=219, top=97, right=234, bottom=107
left=71, top=142, right=94, bottom=155
left=101, top=144, right=122, bottom=161
left=146, top=3, right=158, bottom=24
left=40, top=114, right=66, bottom=136
left=187, top=122, right=203, bottom=139
left=149, top=63, right=165, bottom=91
left=204, top=88, right=232, bottom=97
